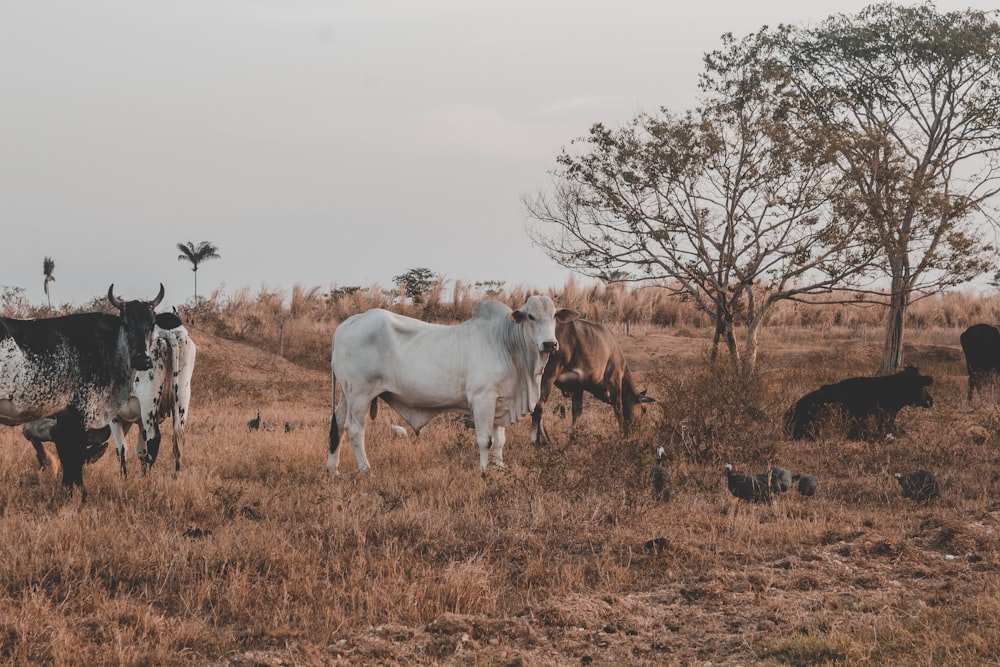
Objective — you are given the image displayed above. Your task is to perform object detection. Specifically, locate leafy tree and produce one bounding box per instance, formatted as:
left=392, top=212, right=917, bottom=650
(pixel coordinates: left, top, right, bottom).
left=774, top=3, right=1000, bottom=373
left=392, top=267, right=437, bottom=304
left=177, top=241, right=221, bottom=304
left=42, top=256, right=55, bottom=309
left=525, top=44, right=874, bottom=374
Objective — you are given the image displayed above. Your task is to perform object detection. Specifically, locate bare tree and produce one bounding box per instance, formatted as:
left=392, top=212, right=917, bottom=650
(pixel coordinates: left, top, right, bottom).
left=775, top=4, right=1000, bottom=373
left=525, top=45, right=874, bottom=375
left=177, top=241, right=221, bottom=304
left=42, top=256, right=55, bottom=309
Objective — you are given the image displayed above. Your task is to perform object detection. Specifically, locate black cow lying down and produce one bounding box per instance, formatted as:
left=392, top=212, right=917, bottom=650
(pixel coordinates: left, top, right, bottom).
left=784, top=366, right=933, bottom=441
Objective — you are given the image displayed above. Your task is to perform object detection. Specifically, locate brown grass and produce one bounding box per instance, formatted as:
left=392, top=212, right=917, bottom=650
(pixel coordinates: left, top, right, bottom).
left=1, top=284, right=999, bottom=665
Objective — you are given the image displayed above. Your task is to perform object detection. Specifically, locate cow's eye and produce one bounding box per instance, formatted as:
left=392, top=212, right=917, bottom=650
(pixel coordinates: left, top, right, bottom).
left=528, top=314, right=536, bottom=321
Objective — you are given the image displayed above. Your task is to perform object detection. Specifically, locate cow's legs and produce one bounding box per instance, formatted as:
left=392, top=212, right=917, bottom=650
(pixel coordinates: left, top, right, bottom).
left=531, top=367, right=557, bottom=447
left=530, top=403, right=550, bottom=447
left=489, top=426, right=507, bottom=469
left=569, top=390, right=584, bottom=441
left=28, top=437, right=50, bottom=471
left=51, top=411, right=88, bottom=501
left=471, top=397, right=499, bottom=472
left=342, top=396, right=372, bottom=473
left=138, top=420, right=161, bottom=472
left=109, top=418, right=130, bottom=478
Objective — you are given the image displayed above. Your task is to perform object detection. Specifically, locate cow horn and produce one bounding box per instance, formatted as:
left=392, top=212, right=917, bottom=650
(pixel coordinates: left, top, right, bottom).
left=107, top=284, right=123, bottom=309
left=150, top=283, right=165, bottom=308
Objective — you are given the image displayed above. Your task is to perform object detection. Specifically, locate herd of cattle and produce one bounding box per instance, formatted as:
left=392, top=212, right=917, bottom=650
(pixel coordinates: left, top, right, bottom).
left=3, top=286, right=1000, bottom=500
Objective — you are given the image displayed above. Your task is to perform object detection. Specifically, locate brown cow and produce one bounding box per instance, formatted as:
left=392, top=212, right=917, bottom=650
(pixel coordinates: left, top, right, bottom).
left=530, top=319, right=655, bottom=446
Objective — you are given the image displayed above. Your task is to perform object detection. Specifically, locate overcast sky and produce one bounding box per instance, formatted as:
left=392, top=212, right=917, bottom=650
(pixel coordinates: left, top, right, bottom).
left=1, top=1, right=994, bottom=308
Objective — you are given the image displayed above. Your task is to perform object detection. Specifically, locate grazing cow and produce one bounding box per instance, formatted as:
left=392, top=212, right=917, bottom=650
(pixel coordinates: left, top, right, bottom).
left=329, top=296, right=579, bottom=474
left=960, top=323, right=1000, bottom=401
left=22, top=418, right=112, bottom=472
left=530, top=318, right=655, bottom=446
left=109, top=321, right=194, bottom=476
left=0, top=284, right=169, bottom=498
left=784, top=366, right=934, bottom=441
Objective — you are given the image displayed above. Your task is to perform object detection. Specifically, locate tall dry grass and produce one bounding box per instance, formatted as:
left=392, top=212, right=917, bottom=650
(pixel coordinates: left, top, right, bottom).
left=0, top=281, right=999, bottom=665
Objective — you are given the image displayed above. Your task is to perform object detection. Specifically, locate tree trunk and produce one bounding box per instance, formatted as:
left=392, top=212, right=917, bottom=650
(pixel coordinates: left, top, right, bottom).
left=879, top=258, right=910, bottom=375
left=742, top=319, right=760, bottom=379
left=711, top=318, right=723, bottom=363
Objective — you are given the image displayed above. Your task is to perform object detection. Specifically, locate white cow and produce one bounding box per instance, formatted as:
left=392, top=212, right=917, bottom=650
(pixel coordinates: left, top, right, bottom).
left=110, top=323, right=196, bottom=476
left=328, top=295, right=578, bottom=474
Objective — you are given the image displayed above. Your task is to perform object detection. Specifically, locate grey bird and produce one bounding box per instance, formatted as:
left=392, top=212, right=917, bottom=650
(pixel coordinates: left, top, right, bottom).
left=649, top=446, right=672, bottom=502
left=247, top=410, right=261, bottom=432
left=768, top=466, right=792, bottom=493
left=793, top=473, right=818, bottom=497
left=894, top=470, right=941, bottom=501
left=725, top=463, right=771, bottom=503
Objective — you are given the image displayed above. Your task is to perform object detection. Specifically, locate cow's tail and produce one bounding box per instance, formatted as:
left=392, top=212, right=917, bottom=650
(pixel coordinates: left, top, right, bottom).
left=166, top=331, right=184, bottom=473
left=329, top=366, right=341, bottom=461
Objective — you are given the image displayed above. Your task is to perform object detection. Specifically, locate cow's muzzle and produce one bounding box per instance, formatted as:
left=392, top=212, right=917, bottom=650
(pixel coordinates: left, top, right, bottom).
left=541, top=341, right=559, bottom=354
left=131, top=354, right=153, bottom=371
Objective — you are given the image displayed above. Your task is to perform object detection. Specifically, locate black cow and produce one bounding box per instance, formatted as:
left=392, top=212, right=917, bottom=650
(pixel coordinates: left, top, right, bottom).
left=530, top=318, right=655, bottom=446
left=784, top=366, right=934, bottom=441
left=22, top=417, right=112, bottom=472
left=0, top=284, right=174, bottom=499
left=960, top=323, right=1000, bottom=401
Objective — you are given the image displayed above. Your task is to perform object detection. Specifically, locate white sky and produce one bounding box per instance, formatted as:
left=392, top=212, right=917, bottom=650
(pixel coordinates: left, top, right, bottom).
left=1, top=1, right=994, bottom=308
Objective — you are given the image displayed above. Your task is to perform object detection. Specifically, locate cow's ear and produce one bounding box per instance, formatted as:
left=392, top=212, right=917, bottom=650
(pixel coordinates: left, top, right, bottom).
left=510, top=310, right=527, bottom=324
left=555, top=308, right=580, bottom=323
left=156, top=312, right=183, bottom=331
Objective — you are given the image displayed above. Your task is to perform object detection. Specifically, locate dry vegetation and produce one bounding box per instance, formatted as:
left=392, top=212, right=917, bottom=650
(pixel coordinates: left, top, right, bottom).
left=2, top=282, right=1000, bottom=666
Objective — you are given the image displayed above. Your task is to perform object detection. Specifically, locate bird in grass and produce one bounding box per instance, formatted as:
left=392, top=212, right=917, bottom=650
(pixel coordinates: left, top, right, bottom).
left=390, top=421, right=407, bottom=438
left=725, top=463, right=771, bottom=503
left=793, top=473, right=818, bottom=497
left=768, top=466, right=792, bottom=493
left=247, top=410, right=261, bottom=432
left=649, top=446, right=672, bottom=502
left=894, top=470, right=941, bottom=502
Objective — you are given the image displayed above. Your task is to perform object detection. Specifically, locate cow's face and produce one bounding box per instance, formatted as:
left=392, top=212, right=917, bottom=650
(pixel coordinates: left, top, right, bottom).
left=511, top=295, right=579, bottom=354
left=901, top=366, right=934, bottom=408
left=622, top=389, right=657, bottom=430
left=107, top=284, right=164, bottom=371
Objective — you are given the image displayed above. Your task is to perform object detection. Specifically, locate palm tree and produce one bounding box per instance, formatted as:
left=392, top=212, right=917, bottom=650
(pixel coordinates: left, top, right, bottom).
left=176, top=241, right=221, bottom=304
left=42, top=256, right=55, bottom=309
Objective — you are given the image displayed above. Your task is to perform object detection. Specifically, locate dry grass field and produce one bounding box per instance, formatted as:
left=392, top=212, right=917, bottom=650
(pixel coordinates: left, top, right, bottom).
left=2, top=287, right=1000, bottom=666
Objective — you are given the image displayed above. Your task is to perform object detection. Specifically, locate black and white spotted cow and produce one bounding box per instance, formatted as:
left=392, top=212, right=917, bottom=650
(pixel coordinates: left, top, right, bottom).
left=110, top=321, right=195, bottom=476
left=0, top=284, right=171, bottom=498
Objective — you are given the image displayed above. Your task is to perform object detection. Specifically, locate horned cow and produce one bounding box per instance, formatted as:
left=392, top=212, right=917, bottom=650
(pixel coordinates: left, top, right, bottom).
left=329, top=296, right=578, bottom=474
left=110, top=320, right=195, bottom=476
left=0, top=285, right=170, bottom=498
